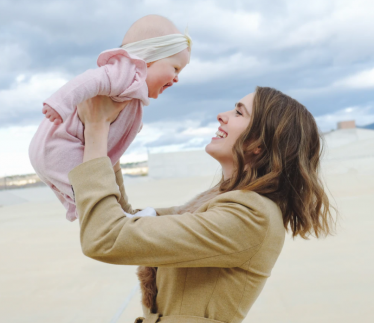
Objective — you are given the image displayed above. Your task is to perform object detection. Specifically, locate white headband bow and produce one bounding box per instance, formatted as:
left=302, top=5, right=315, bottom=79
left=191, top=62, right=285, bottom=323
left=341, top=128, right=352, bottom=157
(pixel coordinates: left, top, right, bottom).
left=121, top=28, right=192, bottom=63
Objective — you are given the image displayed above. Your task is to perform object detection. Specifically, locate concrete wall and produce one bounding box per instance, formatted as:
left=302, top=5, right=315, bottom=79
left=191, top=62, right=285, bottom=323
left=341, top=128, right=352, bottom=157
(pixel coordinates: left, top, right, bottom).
left=321, top=128, right=374, bottom=175
left=322, top=128, right=374, bottom=150
left=148, top=150, right=221, bottom=178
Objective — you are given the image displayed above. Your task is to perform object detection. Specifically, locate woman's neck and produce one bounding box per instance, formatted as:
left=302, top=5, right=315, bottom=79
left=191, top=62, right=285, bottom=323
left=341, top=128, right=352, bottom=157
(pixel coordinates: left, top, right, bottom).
left=221, top=161, right=234, bottom=181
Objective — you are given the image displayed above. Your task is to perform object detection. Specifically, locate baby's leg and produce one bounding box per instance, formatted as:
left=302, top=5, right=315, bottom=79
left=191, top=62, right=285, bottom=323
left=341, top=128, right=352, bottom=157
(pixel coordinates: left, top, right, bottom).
left=29, top=113, right=84, bottom=221
left=42, top=104, right=63, bottom=125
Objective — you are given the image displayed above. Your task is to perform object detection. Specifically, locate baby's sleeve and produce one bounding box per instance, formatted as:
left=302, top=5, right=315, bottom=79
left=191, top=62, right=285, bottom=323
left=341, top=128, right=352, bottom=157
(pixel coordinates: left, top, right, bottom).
left=44, top=49, right=148, bottom=122
left=97, top=49, right=148, bottom=103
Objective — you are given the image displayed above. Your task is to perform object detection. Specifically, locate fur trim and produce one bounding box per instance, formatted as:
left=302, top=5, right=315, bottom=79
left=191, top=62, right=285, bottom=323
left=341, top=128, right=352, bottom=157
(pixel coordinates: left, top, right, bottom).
left=137, top=186, right=221, bottom=311
left=137, top=266, right=158, bottom=312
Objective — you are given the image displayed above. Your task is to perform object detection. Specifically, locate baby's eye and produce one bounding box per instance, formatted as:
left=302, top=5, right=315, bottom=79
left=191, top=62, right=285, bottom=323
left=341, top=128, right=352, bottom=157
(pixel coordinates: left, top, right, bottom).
left=175, top=67, right=179, bottom=72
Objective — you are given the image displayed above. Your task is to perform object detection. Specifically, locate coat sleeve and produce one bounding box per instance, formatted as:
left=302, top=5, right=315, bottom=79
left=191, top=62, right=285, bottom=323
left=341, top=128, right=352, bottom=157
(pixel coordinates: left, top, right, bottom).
left=69, top=157, right=270, bottom=268
left=114, top=168, right=137, bottom=215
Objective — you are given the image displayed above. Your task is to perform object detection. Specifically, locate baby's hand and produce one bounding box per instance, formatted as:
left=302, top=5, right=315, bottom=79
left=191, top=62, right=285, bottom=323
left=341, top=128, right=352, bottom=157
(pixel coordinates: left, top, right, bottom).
left=124, top=207, right=157, bottom=218
left=42, top=104, right=63, bottom=125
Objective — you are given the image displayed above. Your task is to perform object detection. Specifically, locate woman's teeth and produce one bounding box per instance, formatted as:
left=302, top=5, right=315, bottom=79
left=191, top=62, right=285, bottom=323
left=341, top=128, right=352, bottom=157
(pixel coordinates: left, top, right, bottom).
left=215, top=130, right=227, bottom=138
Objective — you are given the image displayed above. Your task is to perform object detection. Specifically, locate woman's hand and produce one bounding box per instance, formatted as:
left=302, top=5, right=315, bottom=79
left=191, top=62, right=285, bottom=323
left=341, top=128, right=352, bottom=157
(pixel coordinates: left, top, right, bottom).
left=77, top=96, right=128, bottom=163
left=77, top=95, right=128, bottom=127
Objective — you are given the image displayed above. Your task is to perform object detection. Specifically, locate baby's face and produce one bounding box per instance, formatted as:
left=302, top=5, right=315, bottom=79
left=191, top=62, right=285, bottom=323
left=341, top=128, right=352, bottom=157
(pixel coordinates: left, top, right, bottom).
left=146, top=48, right=190, bottom=99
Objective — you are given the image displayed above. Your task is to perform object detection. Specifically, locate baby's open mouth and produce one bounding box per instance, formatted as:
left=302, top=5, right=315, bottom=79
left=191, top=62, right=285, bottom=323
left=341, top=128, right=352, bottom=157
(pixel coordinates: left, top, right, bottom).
left=162, top=82, right=173, bottom=90
left=215, top=129, right=228, bottom=138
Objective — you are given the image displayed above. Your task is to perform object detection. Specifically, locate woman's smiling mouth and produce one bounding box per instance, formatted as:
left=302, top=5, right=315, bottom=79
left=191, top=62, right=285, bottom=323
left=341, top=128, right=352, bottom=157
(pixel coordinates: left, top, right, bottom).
left=213, top=128, right=228, bottom=139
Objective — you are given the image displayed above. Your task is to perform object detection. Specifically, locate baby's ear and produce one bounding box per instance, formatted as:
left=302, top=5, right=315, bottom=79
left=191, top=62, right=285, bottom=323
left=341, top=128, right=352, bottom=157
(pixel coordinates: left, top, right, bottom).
left=146, top=62, right=154, bottom=68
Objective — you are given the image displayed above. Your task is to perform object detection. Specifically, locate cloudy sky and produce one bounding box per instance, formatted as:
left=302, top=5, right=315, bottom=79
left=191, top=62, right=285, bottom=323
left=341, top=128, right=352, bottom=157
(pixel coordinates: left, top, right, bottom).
left=1, top=0, right=374, bottom=175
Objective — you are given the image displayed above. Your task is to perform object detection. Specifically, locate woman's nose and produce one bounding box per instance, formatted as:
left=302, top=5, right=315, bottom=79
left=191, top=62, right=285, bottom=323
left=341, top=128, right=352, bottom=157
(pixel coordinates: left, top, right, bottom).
left=217, top=112, right=228, bottom=124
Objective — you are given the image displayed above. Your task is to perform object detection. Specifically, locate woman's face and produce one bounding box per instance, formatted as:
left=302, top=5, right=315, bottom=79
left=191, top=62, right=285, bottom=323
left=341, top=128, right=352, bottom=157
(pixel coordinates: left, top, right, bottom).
left=205, top=92, right=254, bottom=166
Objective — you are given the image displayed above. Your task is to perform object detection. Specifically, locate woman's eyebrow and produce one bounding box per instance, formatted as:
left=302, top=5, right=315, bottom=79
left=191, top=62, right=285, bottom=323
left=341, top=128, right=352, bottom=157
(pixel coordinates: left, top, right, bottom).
left=235, top=102, right=249, bottom=115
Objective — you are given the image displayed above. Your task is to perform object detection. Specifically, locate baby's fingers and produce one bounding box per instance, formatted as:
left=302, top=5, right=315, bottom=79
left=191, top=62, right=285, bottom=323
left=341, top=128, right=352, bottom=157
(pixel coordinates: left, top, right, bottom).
left=54, top=119, right=62, bottom=126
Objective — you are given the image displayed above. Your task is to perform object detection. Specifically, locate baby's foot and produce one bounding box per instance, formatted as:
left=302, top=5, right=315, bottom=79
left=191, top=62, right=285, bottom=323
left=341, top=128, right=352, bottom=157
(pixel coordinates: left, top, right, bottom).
left=138, top=122, right=143, bottom=133
left=42, top=104, right=63, bottom=125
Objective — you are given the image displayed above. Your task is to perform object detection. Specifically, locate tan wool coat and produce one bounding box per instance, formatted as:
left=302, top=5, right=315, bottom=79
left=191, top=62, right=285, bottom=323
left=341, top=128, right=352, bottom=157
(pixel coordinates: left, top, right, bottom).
left=68, top=157, right=286, bottom=323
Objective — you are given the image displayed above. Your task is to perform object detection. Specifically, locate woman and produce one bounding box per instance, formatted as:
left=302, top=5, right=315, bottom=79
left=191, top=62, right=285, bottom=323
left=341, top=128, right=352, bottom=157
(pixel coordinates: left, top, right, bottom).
left=69, top=87, right=335, bottom=323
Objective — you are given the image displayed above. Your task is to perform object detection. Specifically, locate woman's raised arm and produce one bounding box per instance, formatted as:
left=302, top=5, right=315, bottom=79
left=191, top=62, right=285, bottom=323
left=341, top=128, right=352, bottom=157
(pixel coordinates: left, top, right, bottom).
left=77, top=97, right=179, bottom=216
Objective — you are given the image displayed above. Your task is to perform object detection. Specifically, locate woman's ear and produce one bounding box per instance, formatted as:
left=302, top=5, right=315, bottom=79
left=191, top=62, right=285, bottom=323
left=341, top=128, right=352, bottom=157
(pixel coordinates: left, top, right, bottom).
left=253, top=146, right=262, bottom=155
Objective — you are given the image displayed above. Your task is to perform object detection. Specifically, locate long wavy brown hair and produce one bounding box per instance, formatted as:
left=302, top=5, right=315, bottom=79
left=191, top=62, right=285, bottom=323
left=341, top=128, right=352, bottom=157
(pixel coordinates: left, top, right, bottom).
left=220, top=86, right=335, bottom=239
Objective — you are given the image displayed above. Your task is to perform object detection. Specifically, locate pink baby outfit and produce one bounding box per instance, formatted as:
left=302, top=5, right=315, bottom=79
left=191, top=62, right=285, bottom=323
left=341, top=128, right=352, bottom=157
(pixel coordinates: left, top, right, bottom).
left=29, top=49, right=149, bottom=221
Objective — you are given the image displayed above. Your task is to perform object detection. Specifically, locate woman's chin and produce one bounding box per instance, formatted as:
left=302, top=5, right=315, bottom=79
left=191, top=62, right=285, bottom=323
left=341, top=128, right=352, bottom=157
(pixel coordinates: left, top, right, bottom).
left=206, top=141, right=228, bottom=166
left=205, top=143, right=218, bottom=159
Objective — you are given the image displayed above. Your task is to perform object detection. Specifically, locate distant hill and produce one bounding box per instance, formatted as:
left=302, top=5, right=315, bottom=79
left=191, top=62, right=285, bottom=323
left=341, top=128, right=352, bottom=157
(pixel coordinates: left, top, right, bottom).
left=360, top=123, right=374, bottom=130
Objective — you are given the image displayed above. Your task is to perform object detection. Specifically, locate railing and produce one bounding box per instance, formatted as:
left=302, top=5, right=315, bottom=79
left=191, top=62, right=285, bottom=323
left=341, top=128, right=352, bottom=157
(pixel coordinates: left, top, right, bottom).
left=0, top=174, right=45, bottom=190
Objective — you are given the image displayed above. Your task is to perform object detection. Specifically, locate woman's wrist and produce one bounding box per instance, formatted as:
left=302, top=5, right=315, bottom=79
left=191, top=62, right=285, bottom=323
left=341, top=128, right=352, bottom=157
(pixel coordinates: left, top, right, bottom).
left=85, top=121, right=110, bottom=134
left=83, top=122, right=110, bottom=163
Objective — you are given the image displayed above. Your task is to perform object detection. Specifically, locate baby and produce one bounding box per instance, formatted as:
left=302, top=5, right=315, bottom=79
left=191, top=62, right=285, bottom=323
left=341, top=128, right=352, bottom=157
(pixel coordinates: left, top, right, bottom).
left=29, top=15, right=192, bottom=221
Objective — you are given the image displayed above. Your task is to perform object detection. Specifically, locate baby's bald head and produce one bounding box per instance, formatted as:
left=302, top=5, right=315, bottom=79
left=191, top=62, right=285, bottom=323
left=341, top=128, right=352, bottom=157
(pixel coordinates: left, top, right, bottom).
left=122, top=15, right=181, bottom=45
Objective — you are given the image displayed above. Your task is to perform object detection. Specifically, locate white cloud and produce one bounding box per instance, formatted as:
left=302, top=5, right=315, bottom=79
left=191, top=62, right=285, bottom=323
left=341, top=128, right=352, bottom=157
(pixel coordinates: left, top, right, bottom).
left=1, top=0, right=374, bottom=126
left=182, top=53, right=259, bottom=84
left=0, top=43, right=31, bottom=74
left=0, top=125, right=38, bottom=176
left=333, top=68, right=374, bottom=89
left=267, top=0, right=374, bottom=53
left=122, top=119, right=220, bottom=161
left=0, top=73, right=68, bottom=123
left=142, top=0, right=261, bottom=41
left=186, top=1, right=261, bottom=40
left=2, top=0, right=374, bottom=174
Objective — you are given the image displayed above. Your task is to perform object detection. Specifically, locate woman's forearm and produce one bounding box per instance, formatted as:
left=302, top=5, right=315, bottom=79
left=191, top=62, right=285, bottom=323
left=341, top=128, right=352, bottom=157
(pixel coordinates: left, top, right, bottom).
left=83, top=122, right=110, bottom=163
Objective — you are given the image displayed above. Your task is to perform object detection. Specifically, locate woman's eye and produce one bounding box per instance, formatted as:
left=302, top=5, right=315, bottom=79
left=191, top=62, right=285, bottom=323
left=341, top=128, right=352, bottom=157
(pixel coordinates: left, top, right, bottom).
left=235, top=110, right=242, bottom=116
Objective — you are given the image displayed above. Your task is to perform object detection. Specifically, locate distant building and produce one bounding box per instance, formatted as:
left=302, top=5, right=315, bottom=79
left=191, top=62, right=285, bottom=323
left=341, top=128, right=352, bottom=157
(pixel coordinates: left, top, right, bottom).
left=337, top=120, right=355, bottom=129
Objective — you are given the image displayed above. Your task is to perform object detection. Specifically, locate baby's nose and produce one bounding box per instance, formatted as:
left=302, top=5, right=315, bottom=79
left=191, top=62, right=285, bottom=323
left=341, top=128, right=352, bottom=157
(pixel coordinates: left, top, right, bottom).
left=173, top=75, right=179, bottom=83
